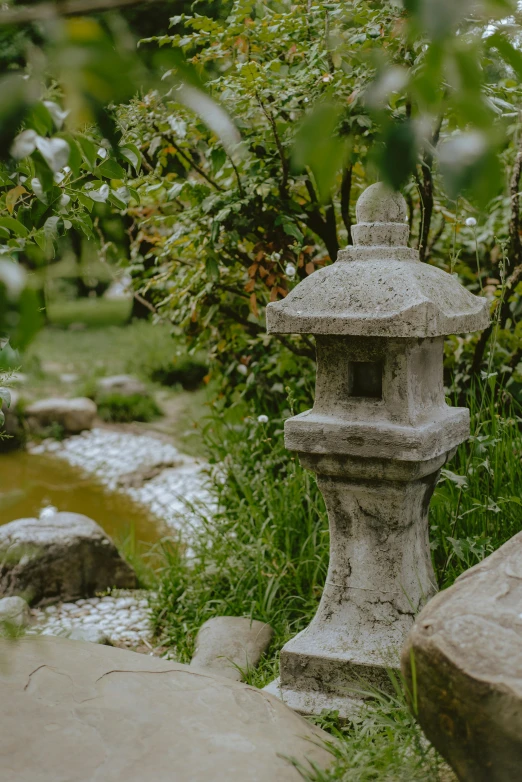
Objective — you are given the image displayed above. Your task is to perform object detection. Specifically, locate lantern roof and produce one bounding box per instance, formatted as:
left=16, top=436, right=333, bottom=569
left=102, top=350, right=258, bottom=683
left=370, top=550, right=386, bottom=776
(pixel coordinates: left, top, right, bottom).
left=266, top=183, right=489, bottom=338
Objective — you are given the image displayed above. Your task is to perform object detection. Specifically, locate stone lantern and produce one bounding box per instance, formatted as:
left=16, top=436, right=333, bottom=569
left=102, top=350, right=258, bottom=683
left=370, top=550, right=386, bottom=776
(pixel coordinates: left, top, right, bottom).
left=264, top=183, right=489, bottom=717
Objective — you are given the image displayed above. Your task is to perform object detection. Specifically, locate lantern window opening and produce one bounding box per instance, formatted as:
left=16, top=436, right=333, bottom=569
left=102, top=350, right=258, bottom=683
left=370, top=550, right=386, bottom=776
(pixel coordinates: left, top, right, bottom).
left=348, top=360, right=383, bottom=400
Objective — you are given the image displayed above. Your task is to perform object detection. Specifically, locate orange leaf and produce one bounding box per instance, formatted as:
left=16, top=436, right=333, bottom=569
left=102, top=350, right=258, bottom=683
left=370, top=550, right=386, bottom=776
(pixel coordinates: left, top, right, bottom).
left=248, top=263, right=258, bottom=278
left=305, top=262, right=315, bottom=275
left=270, top=287, right=278, bottom=302
left=6, top=185, right=26, bottom=215
left=258, top=266, right=269, bottom=278
left=265, top=274, right=276, bottom=287
left=277, top=287, right=288, bottom=298
left=244, top=279, right=255, bottom=293
left=249, top=292, right=258, bottom=317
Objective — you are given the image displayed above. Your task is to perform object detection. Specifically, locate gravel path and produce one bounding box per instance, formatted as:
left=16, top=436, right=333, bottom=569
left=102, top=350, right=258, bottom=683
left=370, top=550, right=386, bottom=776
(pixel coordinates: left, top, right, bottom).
left=27, top=428, right=216, bottom=650
left=27, top=592, right=156, bottom=649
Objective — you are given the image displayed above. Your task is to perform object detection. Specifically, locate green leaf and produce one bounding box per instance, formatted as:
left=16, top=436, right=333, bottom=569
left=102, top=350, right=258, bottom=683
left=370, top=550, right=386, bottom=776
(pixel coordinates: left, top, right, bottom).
left=71, top=214, right=93, bottom=237
left=77, top=137, right=97, bottom=171
left=205, top=255, right=219, bottom=281
left=282, top=221, right=304, bottom=243
left=0, top=217, right=29, bottom=238
left=95, top=158, right=127, bottom=180
left=0, top=388, right=11, bottom=408
left=119, top=143, right=142, bottom=171
left=292, top=101, right=349, bottom=202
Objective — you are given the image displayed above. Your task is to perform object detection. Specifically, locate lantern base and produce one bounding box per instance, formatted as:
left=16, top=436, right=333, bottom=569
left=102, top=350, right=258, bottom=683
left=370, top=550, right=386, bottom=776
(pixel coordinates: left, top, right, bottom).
left=263, top=678, right=364, bottom=721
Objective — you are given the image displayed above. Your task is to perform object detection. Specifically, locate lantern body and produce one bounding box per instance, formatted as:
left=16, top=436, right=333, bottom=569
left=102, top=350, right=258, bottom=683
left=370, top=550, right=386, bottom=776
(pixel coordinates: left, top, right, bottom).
left=264, top=183, right=489, bottom=717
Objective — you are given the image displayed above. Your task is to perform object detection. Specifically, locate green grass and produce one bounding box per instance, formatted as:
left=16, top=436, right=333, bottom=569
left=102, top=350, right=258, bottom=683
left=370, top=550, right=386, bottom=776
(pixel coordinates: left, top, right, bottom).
left=97, top=392, right=162, bottom=423
left=150, top=378, right=522, bottom=780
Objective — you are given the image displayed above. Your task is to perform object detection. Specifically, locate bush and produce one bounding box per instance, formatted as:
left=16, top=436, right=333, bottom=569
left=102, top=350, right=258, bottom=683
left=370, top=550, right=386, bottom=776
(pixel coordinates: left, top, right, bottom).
left=97, top=393, right=162, bottom=423
left=149, top=355, right=208, bottom=390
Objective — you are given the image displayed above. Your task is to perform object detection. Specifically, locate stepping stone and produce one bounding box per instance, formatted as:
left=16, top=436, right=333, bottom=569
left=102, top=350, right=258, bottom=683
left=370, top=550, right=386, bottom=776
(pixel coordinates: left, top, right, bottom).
left=0, top=512, right=136, bottom=605
left=402, top=531, right=522, bottom=782
left=190, top=617, right=274, bottom=681
left=96, top=375, right=148, bottom=398
left=0, top=636, right=333, bottom=781
left=25, top=397, right=97, bottom=434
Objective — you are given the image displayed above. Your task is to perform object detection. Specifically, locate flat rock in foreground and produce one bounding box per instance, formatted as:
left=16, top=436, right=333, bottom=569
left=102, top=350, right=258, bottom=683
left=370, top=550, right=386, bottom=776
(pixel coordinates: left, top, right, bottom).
left=0, top=636, right=333, bottom=782
left=402, top=531, right=522, bottom=782
left=0, top=512, right=137, bottom=605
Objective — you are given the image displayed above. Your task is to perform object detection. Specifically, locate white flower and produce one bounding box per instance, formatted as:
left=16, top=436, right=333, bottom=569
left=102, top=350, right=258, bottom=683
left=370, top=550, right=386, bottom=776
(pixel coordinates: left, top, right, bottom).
left=285, top=263, right=296, bottom=278
left=272, top=252, right=281, bottom=261
left=257, top=414, right=269, bottom=423
left=97, top=147, right=108, bottom=159
left=59, top=194, right=71, bottom=207
left=237, top=364, right=248, bottom=376
left=322, top=74, right=333, bottom=83
left=465, top=217, right=477, bottom=227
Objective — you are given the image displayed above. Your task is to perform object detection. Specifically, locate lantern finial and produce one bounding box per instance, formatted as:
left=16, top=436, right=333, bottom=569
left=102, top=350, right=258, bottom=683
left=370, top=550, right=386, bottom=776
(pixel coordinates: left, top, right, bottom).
left=351, top=182, right=409, bottom=248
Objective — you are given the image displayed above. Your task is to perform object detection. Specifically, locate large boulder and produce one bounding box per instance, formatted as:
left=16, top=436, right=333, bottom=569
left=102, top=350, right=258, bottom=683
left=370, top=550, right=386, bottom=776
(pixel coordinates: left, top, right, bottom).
left=191, top=617, right=274, bottom=681
left=0, top=512, right=137, bottom=605
left=25, top=397, right=97, bottom=434
left=96, top=375, right=148, bottom=398
left=0, top=636, right=333, bottom=781
left=402, top=532, right=522, bottom=782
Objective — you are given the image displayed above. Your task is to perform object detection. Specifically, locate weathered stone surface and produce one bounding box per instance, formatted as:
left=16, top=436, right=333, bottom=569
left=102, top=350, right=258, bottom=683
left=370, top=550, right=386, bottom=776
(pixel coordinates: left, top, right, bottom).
left=0, top=512, right=136, bottom=605
left=266, top=183, right=489, bottom=338
left=402, top=532, right=522, bottom=782
left=190, top=617, right=274, bottom=681
left=96, top=374, right=148, bottom=398
left=0, top=636, right=333, bottom=781
left=0, top=596, right=29, bottom=628
left=25, top=397, right=97, bottom=434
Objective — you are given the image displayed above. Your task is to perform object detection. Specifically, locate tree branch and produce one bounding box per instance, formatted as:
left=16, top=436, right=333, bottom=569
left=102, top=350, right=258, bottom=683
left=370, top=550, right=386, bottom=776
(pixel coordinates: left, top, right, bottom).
left=256, top=91, right=289, bottom=198
left=340, top=163, right=353, bottom=241
left=0, top=0, right=162, bottom=25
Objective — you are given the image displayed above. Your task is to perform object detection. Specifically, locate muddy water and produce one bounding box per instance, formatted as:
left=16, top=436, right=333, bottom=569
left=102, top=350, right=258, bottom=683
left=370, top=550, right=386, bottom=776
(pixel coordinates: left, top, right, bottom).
left=0, top=451, right=163, bottom=545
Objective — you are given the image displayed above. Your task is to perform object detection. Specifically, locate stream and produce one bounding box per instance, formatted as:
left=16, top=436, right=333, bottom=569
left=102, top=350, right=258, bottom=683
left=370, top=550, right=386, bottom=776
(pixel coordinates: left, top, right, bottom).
left=0, top=450, right=163, bottom=544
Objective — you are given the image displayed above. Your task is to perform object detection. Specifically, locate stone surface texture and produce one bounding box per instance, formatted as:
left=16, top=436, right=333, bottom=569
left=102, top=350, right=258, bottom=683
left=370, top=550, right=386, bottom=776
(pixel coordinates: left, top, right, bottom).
left=0, top=596, right=29, bottom=628
left=0, top=512, right=136, bottom=605
left=264, top=183, right=489, bottom=718
left=96, top=374, right=148, bottom=398
left=190, top=617, right=274, bottom=681
left=0, top=636, right=333, bottom=782
left=266, top=182, right=488, bottom=338
left=402, top=531, right=522, bottom=782
left=25, top=397, right=97, bottom=434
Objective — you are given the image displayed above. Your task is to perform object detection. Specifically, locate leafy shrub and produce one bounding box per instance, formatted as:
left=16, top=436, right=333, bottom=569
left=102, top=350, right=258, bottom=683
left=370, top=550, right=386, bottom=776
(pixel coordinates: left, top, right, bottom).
left=97, top=393, right=161, bottom=423
left=149, top=355, right=208, bottom=390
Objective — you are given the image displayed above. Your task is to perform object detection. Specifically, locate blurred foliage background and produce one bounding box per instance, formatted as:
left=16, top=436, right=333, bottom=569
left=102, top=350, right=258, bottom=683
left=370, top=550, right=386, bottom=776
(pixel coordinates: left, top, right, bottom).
left=3, top=0, right=522, bottom=414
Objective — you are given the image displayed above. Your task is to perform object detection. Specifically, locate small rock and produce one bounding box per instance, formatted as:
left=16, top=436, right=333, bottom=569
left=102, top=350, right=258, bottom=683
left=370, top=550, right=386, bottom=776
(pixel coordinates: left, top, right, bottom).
left=96, top=375, right=148, bottom=398
left=25, top=397, right=97, bottom=435
left=68, top=627, right=112, bottom=645
left=0, top=512, right=137, bottom=605
left=190, top=617, right=274, bottom=682
left=0, top=596, right=30, bottom=628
